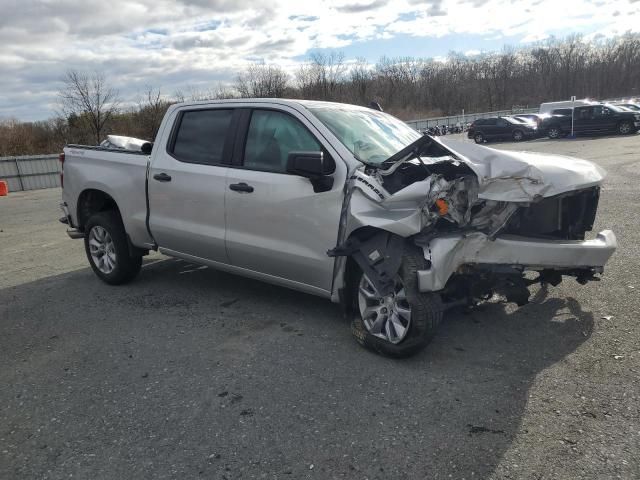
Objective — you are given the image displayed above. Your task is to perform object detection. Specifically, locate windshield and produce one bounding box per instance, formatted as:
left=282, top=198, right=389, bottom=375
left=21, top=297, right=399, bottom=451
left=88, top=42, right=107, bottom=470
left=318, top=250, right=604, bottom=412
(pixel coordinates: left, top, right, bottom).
left=606, top=104, right=625, bottom=113
left=307, top=106, right=422, bottom=165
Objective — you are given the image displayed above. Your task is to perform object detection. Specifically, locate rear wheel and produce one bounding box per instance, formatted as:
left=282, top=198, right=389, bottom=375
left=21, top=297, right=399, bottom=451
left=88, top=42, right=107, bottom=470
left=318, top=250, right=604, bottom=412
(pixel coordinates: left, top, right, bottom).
left=547, top=126, right=561, bottom=139
left=618, top=121, right=633, bottom=135
left=512, top=130, right=524, bottom=141
left=473, top=132, right=485, bottom=144
left=351, top=249, right=443, bottom=358
left=84, top=211, right=142, bottom=285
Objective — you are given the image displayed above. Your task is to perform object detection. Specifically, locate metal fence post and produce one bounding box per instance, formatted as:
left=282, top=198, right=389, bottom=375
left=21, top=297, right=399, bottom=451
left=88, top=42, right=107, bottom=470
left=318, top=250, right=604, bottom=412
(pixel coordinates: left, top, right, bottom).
left=13, top=157, right=24, bottom=191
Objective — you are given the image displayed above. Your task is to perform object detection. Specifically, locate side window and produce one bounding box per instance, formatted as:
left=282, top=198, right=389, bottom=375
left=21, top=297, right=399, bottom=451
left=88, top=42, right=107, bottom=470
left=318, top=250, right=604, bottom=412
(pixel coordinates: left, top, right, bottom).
left=577, top=107, right=591, bottom=120
left=243, top=110, right=321, bottom=173
left=171, top=109, right=233, bottom=165
left=485, top=118, right=497, bottom=126
left=496, top=118, right=508, bottom=127
left=553, top=108, right=572, bottom=116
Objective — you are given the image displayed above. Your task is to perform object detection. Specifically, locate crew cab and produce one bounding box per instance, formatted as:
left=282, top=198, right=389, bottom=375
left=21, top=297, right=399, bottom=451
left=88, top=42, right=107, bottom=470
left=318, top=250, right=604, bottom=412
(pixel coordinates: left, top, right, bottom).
left=542, top=104, right=640, bottom=138
left=466, top=116, right=537, bottom=144
left=60, top=99, right=617, bottom=357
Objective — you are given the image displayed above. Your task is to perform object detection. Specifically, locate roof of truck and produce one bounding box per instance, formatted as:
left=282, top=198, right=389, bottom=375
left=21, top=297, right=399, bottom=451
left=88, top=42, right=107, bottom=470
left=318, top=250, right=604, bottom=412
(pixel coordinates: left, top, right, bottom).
left=170, top=98, right=371, bottom=111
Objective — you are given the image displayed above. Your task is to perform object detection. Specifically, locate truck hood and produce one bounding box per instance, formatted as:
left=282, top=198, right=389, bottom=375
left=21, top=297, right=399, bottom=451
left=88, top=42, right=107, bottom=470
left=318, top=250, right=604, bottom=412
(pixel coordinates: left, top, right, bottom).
left=437, top=137, right=606, bottom=202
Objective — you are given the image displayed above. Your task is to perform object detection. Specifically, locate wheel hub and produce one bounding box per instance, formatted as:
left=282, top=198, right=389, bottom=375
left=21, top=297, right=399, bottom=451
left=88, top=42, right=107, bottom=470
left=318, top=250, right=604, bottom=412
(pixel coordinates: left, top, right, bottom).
left=358, top=275, right=412, bottom=344
left=88, top=226, right=116, bottom=274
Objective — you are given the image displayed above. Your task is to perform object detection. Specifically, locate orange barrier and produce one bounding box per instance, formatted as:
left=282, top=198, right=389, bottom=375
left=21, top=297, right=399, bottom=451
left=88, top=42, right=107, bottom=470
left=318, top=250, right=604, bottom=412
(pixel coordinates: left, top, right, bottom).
left=0, top=180, right=8, bottom=196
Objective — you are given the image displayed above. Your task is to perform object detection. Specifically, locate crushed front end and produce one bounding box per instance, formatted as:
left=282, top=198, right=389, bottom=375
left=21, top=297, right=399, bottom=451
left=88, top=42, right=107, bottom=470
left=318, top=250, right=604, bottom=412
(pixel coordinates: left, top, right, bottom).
left=330, top=135, right=617, bottom=309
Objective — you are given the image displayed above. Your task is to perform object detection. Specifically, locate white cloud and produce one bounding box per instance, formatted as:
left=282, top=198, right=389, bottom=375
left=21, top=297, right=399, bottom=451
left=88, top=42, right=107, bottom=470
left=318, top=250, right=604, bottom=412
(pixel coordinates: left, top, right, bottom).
left=0, top=0, right=638, bottom=120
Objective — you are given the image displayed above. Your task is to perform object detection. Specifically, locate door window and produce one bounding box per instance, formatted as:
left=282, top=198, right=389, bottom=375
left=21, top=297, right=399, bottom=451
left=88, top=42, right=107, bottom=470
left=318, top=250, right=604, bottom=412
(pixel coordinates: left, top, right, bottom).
left=171, top=109, right=233, bottom=165
left=592, top=106, right=611, bottom=117
left=243, top=110, right=322, bottom=173
left=496, top=118, right=508, bottom=127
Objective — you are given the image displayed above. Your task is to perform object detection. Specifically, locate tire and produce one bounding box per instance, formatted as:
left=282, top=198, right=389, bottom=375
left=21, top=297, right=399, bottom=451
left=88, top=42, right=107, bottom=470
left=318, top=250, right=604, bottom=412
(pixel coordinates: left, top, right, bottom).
left=84, top=211, right=142, bottom=285
left=618, top=121, right=633, bottom=135
left=547, top=126, right=561, bottom=139
left=351, top=247, right=443, bottom=358
left=512, top=130, right=524, bottom=141
left=473, top=132, right=484, bottom=144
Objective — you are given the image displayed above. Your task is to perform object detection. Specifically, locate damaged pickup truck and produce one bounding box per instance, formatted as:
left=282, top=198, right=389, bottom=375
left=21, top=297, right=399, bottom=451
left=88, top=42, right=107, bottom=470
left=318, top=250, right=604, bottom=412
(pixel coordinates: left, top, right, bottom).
left=59, top=100, right=617, bottom=357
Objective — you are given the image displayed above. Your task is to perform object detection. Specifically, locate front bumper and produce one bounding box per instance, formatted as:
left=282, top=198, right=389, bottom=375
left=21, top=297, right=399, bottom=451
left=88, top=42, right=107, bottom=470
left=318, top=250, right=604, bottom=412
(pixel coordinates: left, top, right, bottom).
left=417, top=230, right=617, bottom=292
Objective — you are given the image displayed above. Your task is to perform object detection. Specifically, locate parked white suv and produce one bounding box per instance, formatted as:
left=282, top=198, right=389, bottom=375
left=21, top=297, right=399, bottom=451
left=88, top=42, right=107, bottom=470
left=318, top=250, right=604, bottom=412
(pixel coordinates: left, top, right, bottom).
left=59, top=99, right=617, bottom=357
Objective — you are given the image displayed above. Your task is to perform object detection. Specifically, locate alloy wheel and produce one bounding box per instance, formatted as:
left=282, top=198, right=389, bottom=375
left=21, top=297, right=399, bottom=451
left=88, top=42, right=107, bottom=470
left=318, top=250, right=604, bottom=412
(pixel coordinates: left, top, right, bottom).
left=358, top=275, right=412, bottom=344
left=88, top=226, right=117, bottom=274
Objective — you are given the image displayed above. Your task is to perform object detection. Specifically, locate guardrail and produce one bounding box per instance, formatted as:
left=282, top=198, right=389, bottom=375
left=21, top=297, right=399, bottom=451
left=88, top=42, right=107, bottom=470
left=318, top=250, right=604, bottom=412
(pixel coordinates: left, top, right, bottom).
left=0, top=154, right=61, bottom=192
left=406, top=107, right=539, bottom=131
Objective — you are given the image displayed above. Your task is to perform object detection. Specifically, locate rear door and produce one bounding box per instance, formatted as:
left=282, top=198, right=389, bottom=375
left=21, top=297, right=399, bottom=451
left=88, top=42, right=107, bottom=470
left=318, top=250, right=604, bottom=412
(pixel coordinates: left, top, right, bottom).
left=224, top=106, right=346, bottom=293
left=148, top=107, right=238, bottom=263
left=573, top=106, right=592, bottom=134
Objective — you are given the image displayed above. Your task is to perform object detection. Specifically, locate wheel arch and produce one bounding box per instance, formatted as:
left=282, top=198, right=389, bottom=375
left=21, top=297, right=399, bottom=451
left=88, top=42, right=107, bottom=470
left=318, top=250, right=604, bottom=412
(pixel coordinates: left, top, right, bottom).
left=76, top=189, right=122, bottom=232
left=332, top=226, right=411, bottom=312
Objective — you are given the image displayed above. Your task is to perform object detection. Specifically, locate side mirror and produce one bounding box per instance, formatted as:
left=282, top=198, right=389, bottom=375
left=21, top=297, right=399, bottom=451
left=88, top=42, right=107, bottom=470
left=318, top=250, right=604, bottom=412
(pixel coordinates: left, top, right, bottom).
left=141, top=142, right=153, bottom=155
left=286, top=151, right=335, bottom=193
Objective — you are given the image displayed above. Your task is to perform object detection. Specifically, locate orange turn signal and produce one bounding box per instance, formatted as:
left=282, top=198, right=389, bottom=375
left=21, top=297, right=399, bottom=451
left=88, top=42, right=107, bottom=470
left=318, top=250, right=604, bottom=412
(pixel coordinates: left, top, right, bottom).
left=435, top=199, right=448, bottom=215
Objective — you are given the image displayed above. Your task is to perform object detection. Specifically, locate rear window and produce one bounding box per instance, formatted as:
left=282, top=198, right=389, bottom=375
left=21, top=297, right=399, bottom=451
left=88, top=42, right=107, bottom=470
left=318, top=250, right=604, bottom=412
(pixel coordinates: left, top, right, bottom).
left=552, top=108, right=572, bottom=116
left=171, top=109, right=233, bottom=165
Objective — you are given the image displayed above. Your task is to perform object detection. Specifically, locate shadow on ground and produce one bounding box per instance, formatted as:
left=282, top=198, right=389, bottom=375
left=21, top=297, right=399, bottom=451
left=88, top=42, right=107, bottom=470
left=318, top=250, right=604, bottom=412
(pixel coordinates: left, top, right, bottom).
left=0, top=258, right=593, bottom=479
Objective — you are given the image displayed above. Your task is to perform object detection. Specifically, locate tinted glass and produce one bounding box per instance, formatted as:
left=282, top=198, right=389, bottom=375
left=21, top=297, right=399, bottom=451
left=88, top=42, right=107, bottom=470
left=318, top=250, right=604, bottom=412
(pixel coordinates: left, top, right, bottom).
left=244, top=110, right=321, bottom=173
left=497, top=119, right=508, bottom=126
left=591, top=106, right=609, bottom=117
left=172, top=109, right=233, bottom=165
left=552, top=108, right=572, bottom=115
left=484, top=118, right=497, bottom=125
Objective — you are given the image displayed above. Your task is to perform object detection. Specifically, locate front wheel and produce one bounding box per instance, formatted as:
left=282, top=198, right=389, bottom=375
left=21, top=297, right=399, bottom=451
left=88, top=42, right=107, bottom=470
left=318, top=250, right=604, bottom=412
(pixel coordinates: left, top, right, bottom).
left=512, top=130, right=524, bottom=141
left=84, top=211, right=142, bottom=285
left=473, top=132, right=485, bottom=144
left=618, top=121, right=633, bottom=135
left=547, top=126, right=561, bottom=139
left=351, top=250, right=443, bottom=358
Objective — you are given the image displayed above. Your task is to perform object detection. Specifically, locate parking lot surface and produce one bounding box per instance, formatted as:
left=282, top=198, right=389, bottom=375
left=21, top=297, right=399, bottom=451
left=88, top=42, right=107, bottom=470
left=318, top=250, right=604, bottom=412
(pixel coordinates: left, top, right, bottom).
left=1, top=134, right=639, bottom=479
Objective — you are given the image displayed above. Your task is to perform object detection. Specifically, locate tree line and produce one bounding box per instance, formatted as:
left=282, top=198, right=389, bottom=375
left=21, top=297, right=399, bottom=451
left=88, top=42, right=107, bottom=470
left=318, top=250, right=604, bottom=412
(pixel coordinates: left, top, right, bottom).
left=1, top=33, right=639, bottom=156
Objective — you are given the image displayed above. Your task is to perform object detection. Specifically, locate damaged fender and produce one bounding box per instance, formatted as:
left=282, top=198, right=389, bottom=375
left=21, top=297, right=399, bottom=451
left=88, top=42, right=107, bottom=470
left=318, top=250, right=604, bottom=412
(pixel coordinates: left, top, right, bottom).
left=328, top=230, right=404, bottom=297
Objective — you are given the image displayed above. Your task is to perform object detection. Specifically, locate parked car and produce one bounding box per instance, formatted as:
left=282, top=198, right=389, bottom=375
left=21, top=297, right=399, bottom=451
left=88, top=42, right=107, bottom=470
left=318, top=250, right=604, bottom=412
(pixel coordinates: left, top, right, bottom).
left=539, top=99, right=598, bottom=114
left=612, top=102, right=640, bottom=112
left=59, top=99, right=616, bottom=357
left=467, top=116, right=537, bottom=143
left=541, top=104, right=640, bottom=138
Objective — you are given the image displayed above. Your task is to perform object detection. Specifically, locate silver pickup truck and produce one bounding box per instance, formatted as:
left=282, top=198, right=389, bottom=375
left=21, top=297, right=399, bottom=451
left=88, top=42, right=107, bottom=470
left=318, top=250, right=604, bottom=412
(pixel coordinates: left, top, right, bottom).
left=60, top=99, right=617, bottom=357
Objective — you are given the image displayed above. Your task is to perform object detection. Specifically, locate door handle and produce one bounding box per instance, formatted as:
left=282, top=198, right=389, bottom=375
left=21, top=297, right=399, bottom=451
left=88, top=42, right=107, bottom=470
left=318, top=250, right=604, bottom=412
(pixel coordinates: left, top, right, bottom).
left=153, top=172, right=172, bottom=182
left=229, top=182, right=254, bottom=193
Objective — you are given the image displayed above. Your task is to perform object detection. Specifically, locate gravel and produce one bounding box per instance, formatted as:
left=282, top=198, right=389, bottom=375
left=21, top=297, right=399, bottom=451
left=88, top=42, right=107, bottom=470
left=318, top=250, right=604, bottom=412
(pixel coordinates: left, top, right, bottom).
left=1, top=133, right=639, bottom=479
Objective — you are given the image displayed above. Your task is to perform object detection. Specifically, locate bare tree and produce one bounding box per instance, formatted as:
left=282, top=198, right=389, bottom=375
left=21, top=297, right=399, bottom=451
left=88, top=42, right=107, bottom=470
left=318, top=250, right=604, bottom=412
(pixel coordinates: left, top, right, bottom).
left=235, top=63, right=289, bottom=98
left=137, top=87, right=171, bottom=139
left=58, top=70, right=120, bottom=144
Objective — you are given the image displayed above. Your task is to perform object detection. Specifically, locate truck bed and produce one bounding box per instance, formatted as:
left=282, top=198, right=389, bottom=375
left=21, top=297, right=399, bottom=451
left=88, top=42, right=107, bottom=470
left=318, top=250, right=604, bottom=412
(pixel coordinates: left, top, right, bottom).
left=61, top=145, right=154, bottom=248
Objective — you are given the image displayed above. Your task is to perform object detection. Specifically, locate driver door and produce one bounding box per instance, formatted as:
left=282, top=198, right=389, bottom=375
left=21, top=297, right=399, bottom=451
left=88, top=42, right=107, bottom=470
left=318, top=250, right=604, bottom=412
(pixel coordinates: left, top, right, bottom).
left=224, top=107, right=346, bottom=294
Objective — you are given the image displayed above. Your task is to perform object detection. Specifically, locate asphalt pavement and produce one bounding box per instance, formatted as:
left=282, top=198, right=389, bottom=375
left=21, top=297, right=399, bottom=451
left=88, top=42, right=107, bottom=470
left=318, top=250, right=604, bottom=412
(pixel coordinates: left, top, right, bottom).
left=1, top=134, right=639, bottom=479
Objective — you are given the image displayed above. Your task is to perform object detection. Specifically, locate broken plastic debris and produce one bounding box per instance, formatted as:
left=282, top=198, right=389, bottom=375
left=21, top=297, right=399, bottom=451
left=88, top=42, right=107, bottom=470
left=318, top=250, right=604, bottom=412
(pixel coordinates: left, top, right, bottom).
left=612, top=355, right=624, bottom=360
left=601, top=315, right=613, bottom=320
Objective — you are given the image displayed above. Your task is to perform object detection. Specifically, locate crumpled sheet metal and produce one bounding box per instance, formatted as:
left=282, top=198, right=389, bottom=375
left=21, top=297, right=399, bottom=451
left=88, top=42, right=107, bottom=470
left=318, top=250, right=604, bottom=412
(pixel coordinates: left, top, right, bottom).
left=438, top=137, right=606, bottom=202
left=417, top=230, right=618, bottom=292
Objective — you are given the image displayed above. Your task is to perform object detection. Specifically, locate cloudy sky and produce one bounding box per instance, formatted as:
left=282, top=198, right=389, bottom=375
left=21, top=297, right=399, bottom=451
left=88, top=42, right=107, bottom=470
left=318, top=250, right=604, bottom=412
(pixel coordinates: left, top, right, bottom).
left=1, top=0, right=638, bottom=121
